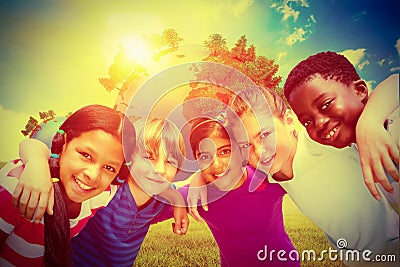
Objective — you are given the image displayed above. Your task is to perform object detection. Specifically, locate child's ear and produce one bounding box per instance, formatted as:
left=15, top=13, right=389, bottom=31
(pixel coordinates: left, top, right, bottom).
left=284, top=109, right=296, bottom=127
left=353, top=80, right=368, bottom=104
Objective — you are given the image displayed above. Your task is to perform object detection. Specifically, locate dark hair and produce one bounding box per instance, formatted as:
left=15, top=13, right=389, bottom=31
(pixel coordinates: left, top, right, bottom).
left=189, top=117, right=230, bottom=158
left=284, top=51, right=361, bottom=102
left=44, top=104, right=135, bottom=267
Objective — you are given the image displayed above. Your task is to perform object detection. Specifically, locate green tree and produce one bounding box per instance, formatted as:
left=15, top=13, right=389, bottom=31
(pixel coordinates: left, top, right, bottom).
left=204, top=34, right=228, bottom=57
left=203, top=34, right=281, bottom=90
left=161, top=28, right=183, bottom=49
left=184, top=34, right=284, bottom=117
left=100, top=28, right=183, bottom=99
left=98, top=45, right=148, bottom=100
left=21, top=116, right=38, bottom=137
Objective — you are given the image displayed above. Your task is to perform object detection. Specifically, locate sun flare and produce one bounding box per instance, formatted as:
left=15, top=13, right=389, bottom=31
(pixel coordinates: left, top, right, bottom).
left=121, top=36, right=153, bottom=63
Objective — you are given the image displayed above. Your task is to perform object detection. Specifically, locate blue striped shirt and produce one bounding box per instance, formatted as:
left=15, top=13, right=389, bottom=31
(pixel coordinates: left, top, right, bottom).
left=71, top=180, right=167, bottom=267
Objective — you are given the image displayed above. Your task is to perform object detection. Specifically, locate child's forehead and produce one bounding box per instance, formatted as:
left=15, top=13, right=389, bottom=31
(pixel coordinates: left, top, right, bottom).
left=134, top=141, right=173, bottom=157
left=293, top=75, right=350, bottom=98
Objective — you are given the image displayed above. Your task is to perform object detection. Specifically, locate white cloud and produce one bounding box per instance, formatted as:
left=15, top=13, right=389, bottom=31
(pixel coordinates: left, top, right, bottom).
left=279, top=4, right=300, bottom=21
left=395, top=38, right=400, bottom=57
left=309, top=14, right=316, bottom=24
left=277, top=51, right=287, bottom=61
left=365, top=80, right=376, bottom=94
left=0, top=105, right=29, bottom=162
left=230, top=0, right=255, bottom=17
left=270, top=0, right=309, bottom=22
left=377, top=59, right=385, bottom=66
left=390, top=66, right=400, bottom=72
left=286, top=27, right=306, bottom=46
left=357, top=60, right=370, bottom=70
left=339, top=48, right=367, bottom=66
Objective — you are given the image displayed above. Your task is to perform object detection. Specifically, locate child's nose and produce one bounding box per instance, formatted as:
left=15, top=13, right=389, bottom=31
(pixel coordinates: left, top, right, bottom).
left=83, top=164, right=101, bottom=182
left=315, top=115, right=329, bottom=130
left=153, top=159, right=166, bottom=175
left=211, top=157, right=227, bottom=172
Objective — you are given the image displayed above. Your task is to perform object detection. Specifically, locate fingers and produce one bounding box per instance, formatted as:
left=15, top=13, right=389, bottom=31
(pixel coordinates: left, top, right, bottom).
left=388, top=145, right=400, bottom=182
left=25, top=191, right=40, bottom=220
left=362, top=162, right=381, bottom=200
left=200, top=190, right=208, bottom=212
left=18, top=188, right=31, bottom=218
left=172, top=216, right=189, bottom=236
left=188, top=206, right=203, bottom=222
left=172, top=221, right=182, bottom=235
left=12, top=183, right=23, bottom=209
left=180, top=217, right=189, bottom=234
left=33, top=193, right=50, bottom=223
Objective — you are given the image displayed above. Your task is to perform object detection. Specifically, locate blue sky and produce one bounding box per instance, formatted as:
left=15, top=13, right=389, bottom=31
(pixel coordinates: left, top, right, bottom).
left=0, top=0, right=399, bottom=161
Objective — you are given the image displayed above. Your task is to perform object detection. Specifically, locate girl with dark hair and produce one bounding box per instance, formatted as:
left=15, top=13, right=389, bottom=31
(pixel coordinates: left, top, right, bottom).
left=185, top=116, right=299, bottom=267
left=0, top=104, right=135, bottom=267
left=12, top=116, right=187, bottom=267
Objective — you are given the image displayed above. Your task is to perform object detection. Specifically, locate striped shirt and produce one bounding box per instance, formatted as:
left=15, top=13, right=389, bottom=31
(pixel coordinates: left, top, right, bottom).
left=0, top=160, right=117, bottom=267
left=72, top=180, right=167, bottom=267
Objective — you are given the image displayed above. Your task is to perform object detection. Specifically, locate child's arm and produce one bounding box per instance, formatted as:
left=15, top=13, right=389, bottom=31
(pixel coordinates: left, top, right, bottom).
left=158, top=187, right=189, bottom=235
left=187, top=171, right=208, bottom=222
left=356, top=73, right=399, bottom=200
left=13, top=138, right=54, bottom=222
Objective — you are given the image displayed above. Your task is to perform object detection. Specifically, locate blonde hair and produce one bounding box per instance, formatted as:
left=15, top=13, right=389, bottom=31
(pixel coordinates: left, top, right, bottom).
left=230, top=86, right=287, bottom=120
left=134, top=117, right=186, bottom=169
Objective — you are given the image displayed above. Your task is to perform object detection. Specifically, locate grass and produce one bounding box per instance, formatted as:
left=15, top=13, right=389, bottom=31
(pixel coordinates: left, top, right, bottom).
left=135, top=195, right=340, bottom=267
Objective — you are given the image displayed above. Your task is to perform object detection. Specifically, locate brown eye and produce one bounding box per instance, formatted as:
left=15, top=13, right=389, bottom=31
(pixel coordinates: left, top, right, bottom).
left=321, top=99, right=332, bottom=110
left=303, top=120, right=311, bottom=127
left=219, top=149, right=231, bottom=156
left=80, top=152, right=92, bottom=160
left=104, top=165, right=116, bottom=173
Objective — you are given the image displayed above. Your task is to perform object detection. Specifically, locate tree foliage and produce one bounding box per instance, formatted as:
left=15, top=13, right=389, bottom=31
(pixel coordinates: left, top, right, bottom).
left=98, top=46, right=149, bottom=100
left=184, top=34, right=284, bottom=117
left=21, top=110, right=58, bottom=137
left=99, top=28, right=183, bottom=101
left=202, top=34, right=282, bottom=90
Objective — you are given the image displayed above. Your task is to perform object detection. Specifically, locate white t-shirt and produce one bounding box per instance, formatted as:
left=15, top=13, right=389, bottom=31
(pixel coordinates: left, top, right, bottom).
left=277, top=130, right=398, bottom=257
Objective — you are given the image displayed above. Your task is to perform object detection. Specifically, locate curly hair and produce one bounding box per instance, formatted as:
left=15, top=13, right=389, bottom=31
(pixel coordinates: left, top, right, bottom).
left=284, top=51, right=361, bottom=101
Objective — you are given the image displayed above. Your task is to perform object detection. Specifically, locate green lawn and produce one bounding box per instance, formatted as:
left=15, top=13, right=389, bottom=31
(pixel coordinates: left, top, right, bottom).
left=135, top=195, right=340, bottom=267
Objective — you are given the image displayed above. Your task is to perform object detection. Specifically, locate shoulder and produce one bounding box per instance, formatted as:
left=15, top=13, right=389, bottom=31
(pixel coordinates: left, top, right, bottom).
left=294, top=130, right=361, bottom=175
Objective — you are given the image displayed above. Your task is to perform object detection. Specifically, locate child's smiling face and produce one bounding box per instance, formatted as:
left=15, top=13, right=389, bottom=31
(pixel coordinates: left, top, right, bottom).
left=288, top=75, right=367, bottom=148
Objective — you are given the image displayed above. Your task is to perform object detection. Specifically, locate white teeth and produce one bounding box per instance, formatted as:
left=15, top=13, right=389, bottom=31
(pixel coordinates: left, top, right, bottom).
left=325, top=127, right=337, bottom=139
left=74, top=177, right=93, bottom=190
left=215, top=171, right=227, bottom=178
left=261, top=155, right=274, bottom=164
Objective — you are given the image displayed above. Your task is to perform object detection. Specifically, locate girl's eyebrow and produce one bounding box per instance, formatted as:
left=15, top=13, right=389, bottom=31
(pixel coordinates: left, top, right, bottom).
left=81, top=145, right=121, bottom=166
left=312, top=92, right=326, bottom=106
left=196, top=151, right=208, bottom=158
left=217, top=144, right=231, bottom=151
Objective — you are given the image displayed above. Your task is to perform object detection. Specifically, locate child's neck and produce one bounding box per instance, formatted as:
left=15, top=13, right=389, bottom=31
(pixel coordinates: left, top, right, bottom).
left=127, top=175, right=153, bottom=210
left=273, top=133, right=298, bottom=181
left=232, top=169, right=248, bottom=190
left=63, top=193, right=81, bottom=219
